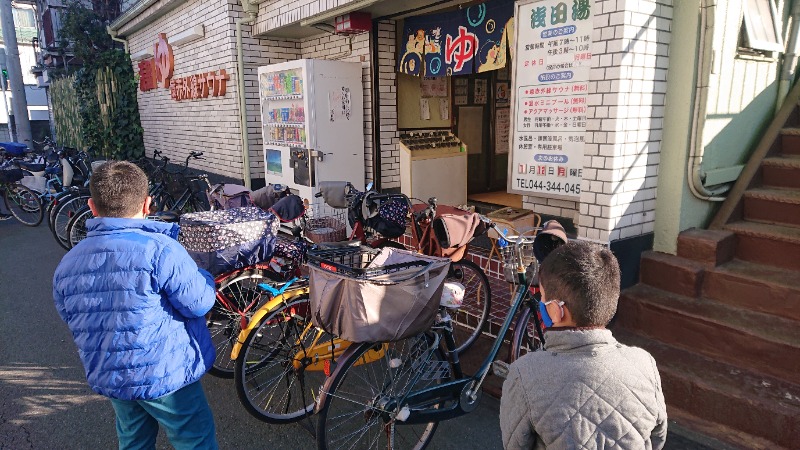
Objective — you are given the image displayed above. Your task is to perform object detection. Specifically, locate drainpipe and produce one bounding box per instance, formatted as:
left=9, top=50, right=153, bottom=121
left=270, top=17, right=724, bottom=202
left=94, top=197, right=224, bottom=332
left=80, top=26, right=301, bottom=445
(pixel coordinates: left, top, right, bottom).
left=235, top=7, right=258, bottom=189
left=776, top=0, right=800, bottom=111
left=107, top=26, right=129, bottom=53
left=687, top=0, right=728, bottom=201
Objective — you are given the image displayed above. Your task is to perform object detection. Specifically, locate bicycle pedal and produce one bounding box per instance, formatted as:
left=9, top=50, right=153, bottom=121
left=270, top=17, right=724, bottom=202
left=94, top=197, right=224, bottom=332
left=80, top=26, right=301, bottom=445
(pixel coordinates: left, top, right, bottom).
left=492, top=361, right=509, bottom=380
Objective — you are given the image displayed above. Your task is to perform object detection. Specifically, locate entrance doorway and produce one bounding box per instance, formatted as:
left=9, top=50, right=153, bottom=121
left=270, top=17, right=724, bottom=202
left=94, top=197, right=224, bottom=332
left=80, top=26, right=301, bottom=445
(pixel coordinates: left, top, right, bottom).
left=450, top=63, right=520, bottom=208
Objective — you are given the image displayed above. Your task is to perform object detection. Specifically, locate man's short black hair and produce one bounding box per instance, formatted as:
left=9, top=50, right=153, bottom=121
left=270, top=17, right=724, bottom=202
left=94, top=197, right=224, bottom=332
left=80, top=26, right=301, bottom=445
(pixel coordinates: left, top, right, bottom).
left=89, top=161, right=148, bottom=218
left=538, top=241, right=620, bottom=327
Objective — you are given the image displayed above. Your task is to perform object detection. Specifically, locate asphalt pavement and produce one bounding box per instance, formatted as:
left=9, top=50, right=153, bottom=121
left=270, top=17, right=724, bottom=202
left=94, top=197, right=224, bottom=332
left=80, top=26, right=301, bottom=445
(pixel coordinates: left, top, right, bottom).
left=0, top=219, right=717, bottom=450
left=0, top=220, right=503, bottom=450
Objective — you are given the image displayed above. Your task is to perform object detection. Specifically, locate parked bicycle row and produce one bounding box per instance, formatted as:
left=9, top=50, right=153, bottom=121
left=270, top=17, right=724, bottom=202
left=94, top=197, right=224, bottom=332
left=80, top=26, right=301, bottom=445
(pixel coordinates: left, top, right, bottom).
left=169, top=174, right=569, bottom=449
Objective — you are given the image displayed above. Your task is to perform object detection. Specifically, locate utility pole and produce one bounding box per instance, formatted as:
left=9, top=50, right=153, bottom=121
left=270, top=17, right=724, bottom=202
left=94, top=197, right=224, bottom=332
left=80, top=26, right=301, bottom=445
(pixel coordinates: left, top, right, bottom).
left=0, top=1, right=31, bottom=146
left=0, top=49, right=13, bottom=141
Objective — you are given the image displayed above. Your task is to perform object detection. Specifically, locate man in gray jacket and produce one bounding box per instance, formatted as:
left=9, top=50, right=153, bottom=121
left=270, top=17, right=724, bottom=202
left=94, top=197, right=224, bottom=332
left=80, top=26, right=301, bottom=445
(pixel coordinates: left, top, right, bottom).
left=500, top=241, right=667, bottom=450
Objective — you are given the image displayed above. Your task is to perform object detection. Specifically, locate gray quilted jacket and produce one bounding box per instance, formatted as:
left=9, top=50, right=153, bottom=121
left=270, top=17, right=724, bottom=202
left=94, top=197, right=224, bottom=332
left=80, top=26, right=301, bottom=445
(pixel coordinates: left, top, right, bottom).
left=500, top=328, right=667, bottom=450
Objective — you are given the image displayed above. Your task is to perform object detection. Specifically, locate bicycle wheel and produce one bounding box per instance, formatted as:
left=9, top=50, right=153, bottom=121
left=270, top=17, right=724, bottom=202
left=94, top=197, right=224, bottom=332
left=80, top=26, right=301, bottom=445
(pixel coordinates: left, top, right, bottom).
left=445, top=259, right=491, bottom=355
left=52, top=193, right=90, bottom=250
left=66, top=204, right=92, bottom=249
left=209, top=268, right=271, bottom=378
left=509, top=306, right=543, bottom=362
left=234, top=294, right=334, bottom=424
left=47, top=190, right=75, bottom=232
left=316, top=333, right=452, bottom=450
left=4, top=184, right=43, bottom=226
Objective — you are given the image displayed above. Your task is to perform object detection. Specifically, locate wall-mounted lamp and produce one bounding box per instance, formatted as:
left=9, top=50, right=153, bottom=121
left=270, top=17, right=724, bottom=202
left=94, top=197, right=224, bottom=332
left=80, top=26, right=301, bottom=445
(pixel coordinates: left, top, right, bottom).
left=170, top=25, right=205, bottom=47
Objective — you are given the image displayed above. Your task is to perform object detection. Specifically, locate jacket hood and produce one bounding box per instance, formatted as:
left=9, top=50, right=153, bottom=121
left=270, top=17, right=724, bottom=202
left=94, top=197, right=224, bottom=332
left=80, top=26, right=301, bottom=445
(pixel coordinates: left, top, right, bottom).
left=86, top=217, right=179, bottom=239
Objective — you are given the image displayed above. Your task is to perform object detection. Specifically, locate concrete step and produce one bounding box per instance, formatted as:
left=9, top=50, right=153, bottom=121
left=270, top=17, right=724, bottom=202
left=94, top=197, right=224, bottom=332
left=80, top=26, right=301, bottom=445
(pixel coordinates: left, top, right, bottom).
left=703, top=259, right=800, bottom=322
left=779, top=127, right=800, bottom=155
left=676, top=228, right=735, bottom=268
left=613, top=330, right=800, bottom=450
left=617, top=284, right=800, bottom=384
left=743, top=187, right=800, bottom=227
left=639, top=251, right=705, bottom=297
left=724, top=220, right=800, bottom=271
left=762, top=155, right=800, bottom=189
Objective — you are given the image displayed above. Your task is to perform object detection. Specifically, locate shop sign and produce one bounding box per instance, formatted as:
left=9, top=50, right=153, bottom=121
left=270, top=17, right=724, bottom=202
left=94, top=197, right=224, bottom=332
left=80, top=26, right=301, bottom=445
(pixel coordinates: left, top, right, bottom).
left=508, top=0, right=592, bottom=199
left=137, top=33, right=229, bottom=101
left=398, top=0, right=515, bottom=76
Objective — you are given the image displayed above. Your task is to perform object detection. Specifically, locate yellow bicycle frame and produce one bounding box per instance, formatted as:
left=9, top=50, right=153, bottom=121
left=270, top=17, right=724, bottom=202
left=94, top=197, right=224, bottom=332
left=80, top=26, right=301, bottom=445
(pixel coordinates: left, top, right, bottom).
left=229, top=285, right=309, bottom=360
left=229, top=284, right=386, bottom=369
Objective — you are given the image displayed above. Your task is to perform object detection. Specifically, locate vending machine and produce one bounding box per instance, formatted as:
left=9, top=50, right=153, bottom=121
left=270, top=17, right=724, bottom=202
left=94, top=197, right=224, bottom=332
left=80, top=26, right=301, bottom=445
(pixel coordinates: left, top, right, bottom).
left=258, top=59, right=365, bottom=203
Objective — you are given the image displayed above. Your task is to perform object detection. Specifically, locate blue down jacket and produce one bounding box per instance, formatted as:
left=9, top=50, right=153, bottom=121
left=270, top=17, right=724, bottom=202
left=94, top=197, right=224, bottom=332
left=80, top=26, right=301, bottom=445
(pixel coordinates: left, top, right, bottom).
left=53, top=218, right=216, bottom=401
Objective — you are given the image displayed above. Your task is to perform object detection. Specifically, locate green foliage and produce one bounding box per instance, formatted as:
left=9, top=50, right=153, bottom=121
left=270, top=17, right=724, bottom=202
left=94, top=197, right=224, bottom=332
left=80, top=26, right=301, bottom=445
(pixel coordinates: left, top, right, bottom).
left=49, top=75, right=84, bottom=149
left=56, top=0, right=144, bottom=161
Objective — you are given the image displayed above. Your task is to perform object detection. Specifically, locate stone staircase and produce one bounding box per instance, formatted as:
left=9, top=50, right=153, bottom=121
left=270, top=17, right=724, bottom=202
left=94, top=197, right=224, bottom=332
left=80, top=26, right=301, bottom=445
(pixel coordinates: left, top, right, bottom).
left=612, top=121, right=800, bottom=447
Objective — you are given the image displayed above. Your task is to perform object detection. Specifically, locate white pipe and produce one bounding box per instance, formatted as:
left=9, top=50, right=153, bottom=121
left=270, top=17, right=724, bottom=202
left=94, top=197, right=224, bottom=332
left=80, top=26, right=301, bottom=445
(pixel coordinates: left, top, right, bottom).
left=107, top=26, right=129, bottom=54
left=236, top=11, right=258, bottom=189
left=687, top=0, right=727, bottom=201
left=776, top=0, right=800, bottom=111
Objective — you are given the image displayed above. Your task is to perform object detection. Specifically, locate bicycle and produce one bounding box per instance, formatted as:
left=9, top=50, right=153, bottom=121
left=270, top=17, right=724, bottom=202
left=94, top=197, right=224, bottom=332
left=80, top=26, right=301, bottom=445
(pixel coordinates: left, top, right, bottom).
left=230, top=182, right=493, bottom=425
left=0, top=168, right=44, bottom=226
left=156, top=151, right=212, bottom=214
left=312, top=221, right=566, bottom=450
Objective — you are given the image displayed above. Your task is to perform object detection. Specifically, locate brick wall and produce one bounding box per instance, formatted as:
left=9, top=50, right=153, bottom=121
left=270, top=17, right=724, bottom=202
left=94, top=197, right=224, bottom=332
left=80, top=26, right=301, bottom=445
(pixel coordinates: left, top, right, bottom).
left=576, top=0, right=672, bottom=242
left=254, top=0, right=364, bottom=36
left=125, top=0, right=244, bottom=180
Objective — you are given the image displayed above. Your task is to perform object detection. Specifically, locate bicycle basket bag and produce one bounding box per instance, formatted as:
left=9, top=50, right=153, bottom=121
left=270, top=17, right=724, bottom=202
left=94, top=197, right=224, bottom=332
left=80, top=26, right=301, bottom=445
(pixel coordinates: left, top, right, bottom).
left=307, top=246, right=450, bottom=343
left=348, top=191, right=409, bottom=239
left=209, top=184, right=253, bottom=210
left=432, top=212, right=487, bottom=253
left=179, top=207, right=279, bottom=276
left=0, top=168, right=24, bottom=183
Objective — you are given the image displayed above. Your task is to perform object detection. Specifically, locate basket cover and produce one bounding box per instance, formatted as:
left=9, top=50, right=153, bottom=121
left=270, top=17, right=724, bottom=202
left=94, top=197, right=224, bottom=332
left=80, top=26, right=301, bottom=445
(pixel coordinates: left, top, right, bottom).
left=308, top=247, right=450, bottom=343
left=179, top=207, right=279, bottom=275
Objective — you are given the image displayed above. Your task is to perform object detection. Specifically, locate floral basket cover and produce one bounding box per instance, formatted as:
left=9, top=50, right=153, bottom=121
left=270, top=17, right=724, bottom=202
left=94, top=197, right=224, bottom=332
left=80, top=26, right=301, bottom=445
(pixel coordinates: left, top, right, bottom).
left=179, top=207, right=279, bottom=275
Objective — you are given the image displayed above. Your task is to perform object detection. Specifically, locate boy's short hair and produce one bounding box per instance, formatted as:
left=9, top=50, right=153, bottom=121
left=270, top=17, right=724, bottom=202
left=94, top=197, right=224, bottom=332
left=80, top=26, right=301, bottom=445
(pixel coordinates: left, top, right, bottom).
left=538, top=241, right=620, bottom=327
left=89, top=161, right=149, bottom=218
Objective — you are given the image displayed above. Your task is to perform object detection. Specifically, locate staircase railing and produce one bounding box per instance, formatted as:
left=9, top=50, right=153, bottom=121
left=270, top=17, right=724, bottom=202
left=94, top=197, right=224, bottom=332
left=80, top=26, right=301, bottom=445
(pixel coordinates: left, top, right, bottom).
left=709, top=78, right=800, bottom=229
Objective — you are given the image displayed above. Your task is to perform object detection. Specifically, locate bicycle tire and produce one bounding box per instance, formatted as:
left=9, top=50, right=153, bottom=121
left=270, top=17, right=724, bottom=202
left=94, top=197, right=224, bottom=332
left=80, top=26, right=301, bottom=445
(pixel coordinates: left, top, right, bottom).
left=234, top=294, right=333, bottom=424
left=4, top=184, right=43, bottom=226
left=446, top=259, right=492, bottom=356
left=47, top=190, right=76, bottom=232
left=509, top=305, right=543, bottom=363
left=316, top=333, right=451, bottom=450
left=66, top=204, right=92, bottom=249
left=209, top=268, right=272, bottom=378
left=51, top=193, right=90, bottom=250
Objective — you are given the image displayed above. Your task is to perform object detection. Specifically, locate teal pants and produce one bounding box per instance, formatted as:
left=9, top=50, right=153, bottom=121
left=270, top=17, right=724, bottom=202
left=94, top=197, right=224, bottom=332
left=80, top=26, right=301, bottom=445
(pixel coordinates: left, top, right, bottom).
left=109, top=381, right=218, bottom=450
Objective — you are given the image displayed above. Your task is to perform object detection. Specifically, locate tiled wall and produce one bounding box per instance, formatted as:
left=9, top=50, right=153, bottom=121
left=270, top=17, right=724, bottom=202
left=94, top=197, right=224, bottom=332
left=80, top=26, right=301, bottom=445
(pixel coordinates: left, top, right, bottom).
left=576, top=0, right=672, bottom=242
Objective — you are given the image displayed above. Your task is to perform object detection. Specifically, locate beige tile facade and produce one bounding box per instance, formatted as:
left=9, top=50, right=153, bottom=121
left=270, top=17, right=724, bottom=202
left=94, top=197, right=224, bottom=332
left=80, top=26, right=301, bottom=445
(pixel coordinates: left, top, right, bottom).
left=119, top=0, right=671, bottom=244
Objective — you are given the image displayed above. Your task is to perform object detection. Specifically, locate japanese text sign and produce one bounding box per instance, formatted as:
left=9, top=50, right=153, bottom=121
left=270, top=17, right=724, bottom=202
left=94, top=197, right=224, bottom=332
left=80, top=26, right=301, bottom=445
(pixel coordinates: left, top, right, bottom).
left=398, top=0, right=515, bottom=76
left=508, top=0, right=592, bottom=199
left=137, top=33, right=228, bottom=102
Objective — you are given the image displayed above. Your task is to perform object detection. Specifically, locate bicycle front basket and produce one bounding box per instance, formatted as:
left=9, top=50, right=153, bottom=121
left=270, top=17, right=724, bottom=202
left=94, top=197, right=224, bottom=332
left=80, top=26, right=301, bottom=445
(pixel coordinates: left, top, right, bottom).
left=307, top=246, right=450, bottom=343
left=179, top=207, right=279, bottom=275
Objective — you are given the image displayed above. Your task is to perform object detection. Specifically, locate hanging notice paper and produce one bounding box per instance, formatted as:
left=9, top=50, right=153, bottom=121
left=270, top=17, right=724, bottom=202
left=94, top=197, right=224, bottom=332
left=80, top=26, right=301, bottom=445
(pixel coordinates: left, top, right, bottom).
left=420, top=98, right=431, bottom=120
left=495, top=108, right=510, bottom=154
left=509, top=0, right=593, bottom=199
left=439, top=98, right=450, bottom=120
left=474, top=79, right=487, bottom=104
left=420, top=77, right=448, bottom=97
left=455, top=95, right=468, bottom=106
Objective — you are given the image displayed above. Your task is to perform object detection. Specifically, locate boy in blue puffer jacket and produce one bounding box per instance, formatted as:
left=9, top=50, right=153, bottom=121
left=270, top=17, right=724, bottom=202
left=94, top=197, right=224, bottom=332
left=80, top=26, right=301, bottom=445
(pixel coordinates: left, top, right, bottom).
left=53, top=161, right=218, bottom=450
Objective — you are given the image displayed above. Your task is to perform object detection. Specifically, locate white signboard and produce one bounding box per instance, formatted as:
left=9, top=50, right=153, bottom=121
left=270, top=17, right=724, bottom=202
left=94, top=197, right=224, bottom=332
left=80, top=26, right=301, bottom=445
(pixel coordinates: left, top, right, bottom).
left=508, top=0, right=593, bottom=199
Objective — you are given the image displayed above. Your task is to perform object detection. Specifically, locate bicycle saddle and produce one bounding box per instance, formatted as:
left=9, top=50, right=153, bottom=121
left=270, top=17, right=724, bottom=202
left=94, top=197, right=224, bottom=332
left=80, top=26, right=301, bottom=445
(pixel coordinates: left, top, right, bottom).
left=19, top=162, right=45, bottom=172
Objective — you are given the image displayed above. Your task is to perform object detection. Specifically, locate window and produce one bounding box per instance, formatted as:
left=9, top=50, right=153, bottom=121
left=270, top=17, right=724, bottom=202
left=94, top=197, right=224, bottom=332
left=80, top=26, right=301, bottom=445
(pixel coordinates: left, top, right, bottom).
left=741, top=0, right=784, bottom=53
left=12, top=8, right=36, bottom=29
